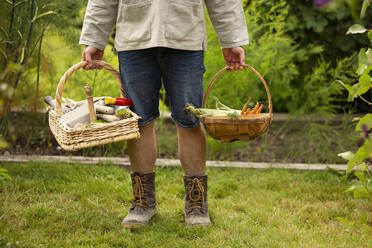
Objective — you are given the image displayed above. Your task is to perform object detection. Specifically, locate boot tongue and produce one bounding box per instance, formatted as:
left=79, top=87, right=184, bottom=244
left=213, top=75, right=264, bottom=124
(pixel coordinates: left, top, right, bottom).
left=130, top=204, right=147, bottom=213
left=188, top=207, right=204, bottom=216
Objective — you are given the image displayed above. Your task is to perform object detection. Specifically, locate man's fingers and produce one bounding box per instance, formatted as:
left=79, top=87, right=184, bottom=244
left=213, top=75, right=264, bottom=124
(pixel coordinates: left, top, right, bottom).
left=222, top=47, right=246, bottom=72
left=84, top=51, right=93, bottom=70
left=226, top=61, right=239, bottom=71
left=82, top=51, right=86, bottom=61
left=82, top=50, right=89, bottom=70
left=239, top=52, right=245, bottom=66
left=86, top=52, right=92, bottom=64
left=92, top=62, right=103, bottom=70
left=81, top=46, right=104, bottom=70
left=94, top=63, right=103, bottom=70
left=225, top=59, right=231, bottom=71
left=233, top=62, right=240, bottom=71
left=91, top=60, right=98, bottom=70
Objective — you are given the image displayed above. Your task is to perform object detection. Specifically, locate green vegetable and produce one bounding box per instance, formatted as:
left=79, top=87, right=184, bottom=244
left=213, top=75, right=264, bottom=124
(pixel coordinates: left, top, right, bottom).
left=184, top=104, right=240, bottom=120
left=214, top=97, right=240, bottom=112
left=227, top=111, right=240, bottom=120
left=95, top=119, right=105, bottom=124
left=116, top=109, right=132, bottom=118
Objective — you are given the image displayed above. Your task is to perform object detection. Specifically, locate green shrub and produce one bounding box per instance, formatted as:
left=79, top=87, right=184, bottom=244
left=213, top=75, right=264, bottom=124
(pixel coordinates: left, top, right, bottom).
left=203, top=0, right=356, bottom=114
left=338, top=0, right=372, bottom=200
left=286, top=0, right=371, bottom=60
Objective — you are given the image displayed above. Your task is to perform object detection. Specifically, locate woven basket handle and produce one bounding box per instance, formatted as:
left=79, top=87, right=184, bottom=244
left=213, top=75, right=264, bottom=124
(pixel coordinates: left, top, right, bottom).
left=55, top=60, right=124, bottom=116
left=202, top=65, right=273, bottom=115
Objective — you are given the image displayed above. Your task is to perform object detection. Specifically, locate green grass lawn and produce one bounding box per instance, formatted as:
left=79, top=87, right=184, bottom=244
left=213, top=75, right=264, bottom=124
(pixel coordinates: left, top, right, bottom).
left=0, top=162, right=371, bottom=248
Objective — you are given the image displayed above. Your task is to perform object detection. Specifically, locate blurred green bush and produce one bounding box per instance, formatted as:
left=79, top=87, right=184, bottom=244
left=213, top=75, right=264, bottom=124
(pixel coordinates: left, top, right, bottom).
left=203, top=0, right=363, bottom=114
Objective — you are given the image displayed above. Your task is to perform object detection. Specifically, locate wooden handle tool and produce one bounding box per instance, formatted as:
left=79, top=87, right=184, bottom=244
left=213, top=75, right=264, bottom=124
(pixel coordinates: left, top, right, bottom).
left=84, top=85, right=96, bottom=123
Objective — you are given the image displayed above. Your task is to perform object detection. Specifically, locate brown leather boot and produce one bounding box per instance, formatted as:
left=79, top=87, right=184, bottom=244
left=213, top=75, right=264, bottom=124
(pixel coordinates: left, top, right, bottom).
left=121, top=172, right=157, bottom=228
left=184, top=174, right=211, bottom=226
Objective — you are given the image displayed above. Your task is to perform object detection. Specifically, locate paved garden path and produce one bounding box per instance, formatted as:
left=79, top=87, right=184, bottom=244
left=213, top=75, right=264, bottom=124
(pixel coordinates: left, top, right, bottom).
left=0, top=154, right=351, bottom=171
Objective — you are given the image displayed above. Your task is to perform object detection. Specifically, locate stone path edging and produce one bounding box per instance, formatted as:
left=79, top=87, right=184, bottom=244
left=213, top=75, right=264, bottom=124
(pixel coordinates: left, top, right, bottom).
left=10, top=107, right=364, bottom=122
left=0, top=155, right=353, bottom=171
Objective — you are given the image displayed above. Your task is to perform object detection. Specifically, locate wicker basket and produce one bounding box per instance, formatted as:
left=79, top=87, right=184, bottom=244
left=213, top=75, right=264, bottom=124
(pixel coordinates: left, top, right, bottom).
left=200, top=64, right=273, bottom=142
left=48, top=60, right=140, bottom=151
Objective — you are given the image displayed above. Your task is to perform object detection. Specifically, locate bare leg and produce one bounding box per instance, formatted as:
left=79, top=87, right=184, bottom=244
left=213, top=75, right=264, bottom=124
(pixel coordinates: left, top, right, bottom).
left=177, top=124, right=207, bottom=175
left=127, top=121, right=157, bottom=173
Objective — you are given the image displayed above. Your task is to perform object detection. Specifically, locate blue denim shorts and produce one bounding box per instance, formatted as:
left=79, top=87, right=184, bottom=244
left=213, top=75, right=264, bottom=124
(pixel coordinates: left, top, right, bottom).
left=118, top=48, right=205, bottom=128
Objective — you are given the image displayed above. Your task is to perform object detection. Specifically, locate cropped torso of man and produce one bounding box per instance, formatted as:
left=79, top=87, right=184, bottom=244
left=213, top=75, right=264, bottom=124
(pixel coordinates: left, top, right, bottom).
left=80, top=0, right=249, bottom=227
left=80, top=0, right=248, bottom=52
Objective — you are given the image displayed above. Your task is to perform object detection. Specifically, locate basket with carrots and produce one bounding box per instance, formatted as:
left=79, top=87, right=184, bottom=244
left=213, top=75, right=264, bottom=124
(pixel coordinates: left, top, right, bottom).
left=186, top=65, right=273, bottom=142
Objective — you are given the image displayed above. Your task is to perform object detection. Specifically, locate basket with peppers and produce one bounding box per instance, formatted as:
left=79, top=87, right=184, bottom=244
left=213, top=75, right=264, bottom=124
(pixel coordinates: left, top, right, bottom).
left=48, top=60, right=140, bottom=151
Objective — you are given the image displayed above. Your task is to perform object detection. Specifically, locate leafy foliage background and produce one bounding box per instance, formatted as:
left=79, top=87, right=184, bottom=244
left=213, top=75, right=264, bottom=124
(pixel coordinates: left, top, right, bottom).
left=0, top=0, right=371, bottom=115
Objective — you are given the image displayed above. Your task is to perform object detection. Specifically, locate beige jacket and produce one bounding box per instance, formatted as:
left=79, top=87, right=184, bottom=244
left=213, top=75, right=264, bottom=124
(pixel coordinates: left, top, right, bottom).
left=79, top=0, right=249, bottom=51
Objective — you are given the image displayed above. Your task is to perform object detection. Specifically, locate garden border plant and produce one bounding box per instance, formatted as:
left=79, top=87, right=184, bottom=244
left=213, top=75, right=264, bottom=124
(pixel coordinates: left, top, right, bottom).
left=337, top=0, right=372, bottom=200
left=0, top=136, right=11, bottom=189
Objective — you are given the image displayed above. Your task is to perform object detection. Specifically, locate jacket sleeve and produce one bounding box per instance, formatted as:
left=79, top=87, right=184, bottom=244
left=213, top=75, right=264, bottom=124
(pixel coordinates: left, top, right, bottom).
left=204, top=0, right=249, bottom=48
left=79, top=0, right=118, bottom=50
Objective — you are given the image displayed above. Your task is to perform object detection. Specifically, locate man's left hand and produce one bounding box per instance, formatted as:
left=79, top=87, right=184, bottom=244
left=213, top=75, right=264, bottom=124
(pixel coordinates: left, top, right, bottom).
left=222, top=47, right=245, bottom=71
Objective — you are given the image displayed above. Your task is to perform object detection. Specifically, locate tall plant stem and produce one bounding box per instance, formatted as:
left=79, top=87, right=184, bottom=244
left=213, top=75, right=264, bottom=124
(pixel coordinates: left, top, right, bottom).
left=30, top=21, right=51, bottom=56
left=12, top=0, right=35, bottom=94
left=6, top=0, right=16, bottom=50
left=36, top=33, right=43, bottom=109
left=26, top=0, right=35, bottom=54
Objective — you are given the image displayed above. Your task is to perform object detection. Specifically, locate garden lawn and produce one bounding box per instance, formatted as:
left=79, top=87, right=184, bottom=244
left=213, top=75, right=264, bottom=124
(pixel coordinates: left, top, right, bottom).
left=0, top=162, right=371, bottom=248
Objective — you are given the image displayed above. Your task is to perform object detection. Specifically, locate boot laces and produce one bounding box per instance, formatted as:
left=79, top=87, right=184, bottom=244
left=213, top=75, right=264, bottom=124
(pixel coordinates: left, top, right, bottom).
left=188, top=178, right=205, bottom=210
left=133, top=175, right=147, bottom=207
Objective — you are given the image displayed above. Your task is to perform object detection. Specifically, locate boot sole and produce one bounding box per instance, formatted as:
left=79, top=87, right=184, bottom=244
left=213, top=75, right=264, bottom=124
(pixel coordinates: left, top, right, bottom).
left=121, top=212, right=157, bottom=228
left=185, top=221, right=211, bottom=227
left=184, top=210, right=211, bottom=227
left=121, top=221, right=147, bottom=228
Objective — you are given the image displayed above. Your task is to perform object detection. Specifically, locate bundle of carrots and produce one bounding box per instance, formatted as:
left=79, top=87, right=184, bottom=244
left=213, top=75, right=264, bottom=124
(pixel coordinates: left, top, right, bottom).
left=240, top=102, right=263, bottom=115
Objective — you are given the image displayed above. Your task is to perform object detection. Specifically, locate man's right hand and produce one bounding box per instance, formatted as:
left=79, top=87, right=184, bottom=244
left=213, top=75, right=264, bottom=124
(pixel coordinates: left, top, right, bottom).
left=82, top=46, right=104, bottom=70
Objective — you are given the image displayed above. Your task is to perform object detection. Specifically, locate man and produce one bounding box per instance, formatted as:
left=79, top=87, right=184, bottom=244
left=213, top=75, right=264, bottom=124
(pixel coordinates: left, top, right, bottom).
left=80, top=0, right=248, bottom=227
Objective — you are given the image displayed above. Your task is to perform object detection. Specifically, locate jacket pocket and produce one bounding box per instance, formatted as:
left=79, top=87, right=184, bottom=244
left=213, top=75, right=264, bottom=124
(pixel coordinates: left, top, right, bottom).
left=165, top=0, right=204, bottom=42
left=116, top=0, right=152, bottom=43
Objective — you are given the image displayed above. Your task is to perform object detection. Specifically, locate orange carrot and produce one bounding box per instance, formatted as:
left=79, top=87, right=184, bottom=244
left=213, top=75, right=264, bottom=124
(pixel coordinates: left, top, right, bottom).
left=240, top=103, right=247, bottom=115
left=244, top=107, right=251, bottom=115
left=256, top=104, right=263, bottom=114
left=251, top=102, right=259, bottom=114
left=241, top=98, right=251, bottom=115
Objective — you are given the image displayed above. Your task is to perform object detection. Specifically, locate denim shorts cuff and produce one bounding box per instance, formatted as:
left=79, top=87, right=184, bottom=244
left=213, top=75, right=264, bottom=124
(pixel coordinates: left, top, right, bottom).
left=138, top=115, right=160, bottom=127
left=171, top=116, right=200, bottom=129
